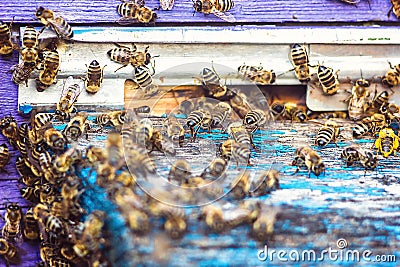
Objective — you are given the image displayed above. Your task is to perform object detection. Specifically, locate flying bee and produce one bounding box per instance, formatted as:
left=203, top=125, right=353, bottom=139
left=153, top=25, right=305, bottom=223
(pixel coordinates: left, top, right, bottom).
left=292, top=146, right=325, bottom=177
left=314, top=119, right=341, bottom=147
left=373, top=127, right=399, bottom=158
left=117, top=0, right=158, bottom=24
left=9, top=62, right=35, bottom=86
left=382, top=61, right=400, bottom=87
left=165, top=115, right=185, bottom=146
left=160, top=0, right=174, bottom=10
left=35, top=7, right=73, bottom=40
left=284, top=102, right=308, bottom=122
left=344, top=78, right=371, bottom=120
left=0, top=19, right=14, bottom=55
left=0, top=115, right=18, bottom=147
left=23, top=207, right=39, bottom=240
left=230, top=171, right=251, bottom=200
left=341, top=145, right=378, bottom=173
left=63, top=112, right=89, bottom=141
left=237, top=64, right=276, bottom=85
left=388, top=0, right=400, bottom=19
left=193, top=0, right=236, bottom=22
left=211, top=102, right=232, bottom=128
left=0, top=238, right=20, bottom=265
left=44, top=127, right=66, bottom=151
left=2, top=203, right=22, bottom=242
left=315, top=64, right=340, bottom=95
left=289, top=43, right=312, bottom=83
left=56, top=76, right=84, bottom=120
left=168, top=159, right=191, bottom=184
left=36, top=50, right=60, bottom=92
left=243, top=109, right=267, bottom=133
left=84, top=60, right=106, bottom=94
left=200, top=157, right=227, bottom=179
left=250, top=169, right=280, bottom=197
left=0, top=144, right=10, bottom=173
left=20, top=26, right=39, bottom=64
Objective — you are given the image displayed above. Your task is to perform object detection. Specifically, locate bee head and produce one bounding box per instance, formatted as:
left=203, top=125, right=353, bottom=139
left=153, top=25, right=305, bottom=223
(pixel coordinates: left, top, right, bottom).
left=193, top=0, right=203, bottom=12
left=314, top=162, right=325, bottom=177
left=35, top=7, right=45, bottom=17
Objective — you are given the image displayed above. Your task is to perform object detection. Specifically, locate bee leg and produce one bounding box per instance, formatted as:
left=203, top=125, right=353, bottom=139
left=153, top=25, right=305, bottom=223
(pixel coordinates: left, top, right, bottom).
left=291, top=167, right=300, bottom=176
left=114, top=64, right=128, bottom=73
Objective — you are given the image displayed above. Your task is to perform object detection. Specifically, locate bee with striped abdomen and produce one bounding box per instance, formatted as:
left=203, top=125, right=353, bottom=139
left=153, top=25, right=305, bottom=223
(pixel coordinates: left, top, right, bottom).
left=168, top=159, right=191, bottom=184
left=220, top=139, right=251, bottom=166
left=289, top=43, right=312, bottom=83
left=36, top=49, right=60, bottom=92
left=84, top=60, right=106, bottom=94
left=55, top=76, right=84, bottom=120
left=211, top=102, right=232, bottom=129
left=352, top=113, right=387, bottom=138
left=373, top=127, right=399, bottom=158
left=186, top=109, right=209, bottom=141
left=369, top=88, right=393, bottom=112
left=33, top=203, right=64, bottom=235
left=237, top=64, right=276, bottom=85
left=23, top=208, right=39, bottom=241
left=317, top=111, right=348, bottom=120
left=382, top=61, right=400, bottom=87
left=292, top=146, right=325, bottom=177
left=117, top=0, right=158, bottom=24
left=227, top=122, right=256, bottom=149
left=250, top=169, right=280, bottom=197
left=243, top=109, right=267, bottom=133
left=53, top=145, right=81, bottom=173
left=314, top=119, right=341, bottom=147
left=0, top=115, right=18, bottom=148
left=230, top=171, right=251, bottom=199
left=134, top=65, right=159, bottom=96
left=316, top=64, right=340, bottom=95
left=20, top=26, right=39, bottom=65
left=193, top=0, right=235, bottom=22
left=107, top=43, right=154, bottom=72
left=63, top=112, right=89, bottom=141
left=165, top=115, right=185, bottom=147
left=344, top=78, right=371, bottom=121
left=9, top=62, right=35, bottom=86
left=135, top=118, right=154, bottom=148
left=0, top=144, right=10, bottom=173
left=200, top=157, right=227, bottom=179
left=284, top=102, right=308, bottom=122
left=0, top=19, right=14, bottom=55
left=44, top=127, right=66, bottom=151
left=0, top=238, right=20, bottom=265
left=2, top=203, right=22, bottom=243
left=35, top=7, right=73, bottom=40
left=341, top=145, right=378, bottom=173
left=388, top=0, right=400, bottom=19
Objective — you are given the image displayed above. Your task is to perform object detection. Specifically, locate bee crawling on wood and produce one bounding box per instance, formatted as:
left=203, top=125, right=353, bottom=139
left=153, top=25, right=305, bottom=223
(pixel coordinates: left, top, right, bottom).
left=342, top=77, right=372, bottom=121
left=373, top=127, right=399, bottom=158
left=237, top=64, right=276, bottom=85
left=381, top=61, right=400, bottom=88
left=9, top=62, right=35, bottom=87
left=341, top=145, right=378, bottom=174
left=288, top=43, right=313, bottom=83
left=192, top=0, right=236, bottom=22
left=117, top=0, right=158, bottom=24
left=0, top=18, right=15, bottom=55
left=292, top=146, right=325, bottom=177
left=314, top=64, right=340, bottom=95
left=84, top=60, right=106, bottom=94
left=55, top=76, right=84, bottom=121
left=311, top=119, right=342, bottom=147
left=35, top=6, right=74, bottom=40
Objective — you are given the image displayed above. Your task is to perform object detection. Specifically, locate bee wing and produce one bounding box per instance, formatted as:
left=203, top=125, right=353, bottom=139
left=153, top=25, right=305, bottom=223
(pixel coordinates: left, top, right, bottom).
left=116, top=17, right=139, bottom=25
left=61, top=76, right=75, bottom=99
left=71, top=81, right=85, bottom=104
left=211, top=10, right=236, bottom=23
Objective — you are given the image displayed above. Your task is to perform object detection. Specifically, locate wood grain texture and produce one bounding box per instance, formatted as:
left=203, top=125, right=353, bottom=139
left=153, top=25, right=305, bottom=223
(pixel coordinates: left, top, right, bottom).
left=0, top=0, right=397, bottom=24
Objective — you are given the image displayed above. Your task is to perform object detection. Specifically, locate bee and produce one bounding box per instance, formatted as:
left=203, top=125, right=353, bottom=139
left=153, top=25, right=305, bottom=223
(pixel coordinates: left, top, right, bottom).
left=73, top=210, right=105, bottom=258
left=369, top=88, right=394, bottom=112
left=107, top=43, right=153, bottom=72
left=36, top=50, right=60, bottom=92
left=237, top=64, right=276, bottom=85
left=84, top=60, right=106, bottom=94
left=220, top=139, right=251, bottom=166
left=0, top=238, right=20, bottom=265
left=0, top=19, right=14, bottom=55
left=168, top=159, right=191, bottom=184
left=95, top=110, right=128, bottom=129
left=55, top=76, right=84, bottom=120
left=106, top=131, right=125, bottom=170
left=150, top=130, right=176, bottom=156
left=229, top=91, right=252, bottom=119
left=186, top=109, right=210, bottom=141
left=9, top=62, right=35, bottom=86
left=198, top=66, right=234, bottom=101
left=85, top=146, right=107, bottom=167
left=32, top=113, right=53, bottom=132
left=292, top=146, right=325, bottom=177
left=382, top=61, right=400, bottom=87
left=250, top=170, right=280, bottom=197
left=284, top=102, right=308, bottom=122
left=20, top=26, right=39, bottom=64
left=134, top=66, right=159, bottom=96
left=344, top=78, right=371, bottom=121
left=0, top=144, right=10, bottom=173
left=211, top=102, right=232, bottom=128
left=373, top=127, right=399, bottom=158
left=289, top=43, right=312, bottom=83
left=243, top=109, right=267, bottom=133
left=16, top=156, right=37, bottom=182
left=314, top=119, right=341, bottom=147
left=33, top=203, right=64, bottom=234
left=2, top=203, right=22, bottom=242
left=149, top=202, right=187, bottom=239
left=341, top=145, right=378, bottom=172
left=252, top=207, right=278, bottom=241
left=200, top=157, right=227, bottom=179
left=53, top=145, right=81, bottom=173
left=117, top=0, right=158, bottom=24
left=199, top=205, right=225, bottom=233
left=227, top=122, right=255, bottom=149
left=165, top=115, right=185, bottom=146
left=352, top=113, right=386, bottom=138
left=193, top=0, right=235, bottom=22
left=20, top=185, right=40, bottom=203
left=135, top=118, right=154, bottom=148
left=316, top=65, right=340, bottom=95
left=125, top=143, right=156, bottom=176
left=270, top=102, right=286, bottom=121
left=0, top=115, right=18, bottom=147
left=388, top=0, right=400, bottom=19
left=160, top=0, right=174, bottom=10
left=44, top=127, right=66, bottom=151
left=63, top=112, right=89, bottom=141
left=35, top=7, right=73, bottom=40
left=230, top=171, right=251, bottom=200
left=23, top=207, right=39, bottom=240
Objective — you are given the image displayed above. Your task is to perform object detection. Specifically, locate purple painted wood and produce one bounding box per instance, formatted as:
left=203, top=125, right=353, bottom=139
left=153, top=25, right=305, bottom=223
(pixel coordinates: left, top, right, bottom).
left=0, top=0, right=398, bottom=24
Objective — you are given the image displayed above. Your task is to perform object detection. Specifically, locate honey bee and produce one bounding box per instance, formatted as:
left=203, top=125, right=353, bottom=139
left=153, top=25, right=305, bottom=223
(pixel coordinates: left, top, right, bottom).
left=250, top=169, right=280, bottom=197
left=341, top=145, right=378, bottom=172
left=211, top=102, right=232, bottom=128
left=369, top=88, right=394, bottom=112
left=20, top=185, right=40, bottom=203
left=165, top=115, right=185, bottom=146
left=107, top=43, right=153, bottom=72
left=199, top=205, right=225, bottom=233
left=292, top=146, right=325, bottom=177
left=0, top=144, right=10, bottom=173
left=36, top=50, right=60, bottom=92
left=314, top=119, right=341, bottom=147
left=84, top=60, right=106, bottom=94
left=220, top=139, right=251, bottom=166
left=106, top=131, right=125, bottom=169
left=55, top=76, right=84, bottom=120
left=0, top=238, right=20, bottom=265
left=20, top=26, right=39, bottom=65
left=270, top=102, right=286, bottom=121
left=53, top=145, right=81, bottom=173
left=35, top=7, right=73, bottom=40
left=0, top=115, right=18, bottom=147
left=237, top=64, right=276, bottom=85
left=168, top=159, right=191, bottom=184
left=200, top=157, right=227, bottom=179
left=284, top=102, right=308, bottom=122
left=134, top=66, right=159, bottom=96
left=289, top=43, right=312, bottom=83
left=316, top=65, right=340, bottom=95
left=44, top=127, right=66, bottom=151
left=344, top=78, right=371, bottom=121
left=117, top=0, right=158, bottom=24
left=227, top=122, right=256, bottom=149
left=33, top=203, right=64, bottom=234
left=243, top=109, right=267, bottom=133
left=0, top=19, right=14, bottom=55
left=95, top=110, right=128, bottom=130
left=388, top=0, right=400, bottom=19
left=382, top=61, right=400, bottom=87
left=252, top=207, right=278, bottom=241
left=9, top=62, right=35, bottom=86
left=63, top=112, right=89, bottom=141
left=149, top=202, right=187, bottom=239
left=125, top=143, right=157, bottom=176
left=198, top=66, right=234, bottom=101
left=23, top=207, right=39, bottom=240
left=230, top=171, right=251, bottom=199
left=317, top=111, right=348, bottom=120
left=32, top=113, right=53, bottom=132
left=2, top=203, right=22, bottom=242
left=193, top=0, right=235, bottom=22
left=150, top=130, right=176, bottom=156
left=352, top=113, right=387, bottom=138
left=159, top=0, right=175, bottom=10
left=135, top=118, right=154, bottom=148
left=373, top=127, right=399, bottom=158
left=186, top=109, right=210, bottom=141
left=229, top=90, right=252, bottom=118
